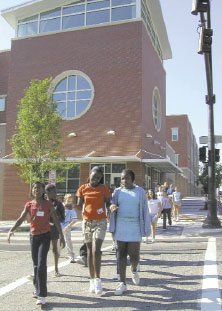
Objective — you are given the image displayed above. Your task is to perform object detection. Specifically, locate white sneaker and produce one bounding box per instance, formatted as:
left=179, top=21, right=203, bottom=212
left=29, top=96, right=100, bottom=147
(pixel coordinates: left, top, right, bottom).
left=115, top=282, right=127, bottom=295
left=151, top=238, right=155, bottom=243
left=76, top=256, right=87, bottom=265
left=132, top=271, right=140, bottom=285
left=89, top=279, right=95, bottom=293
left=94, top=278, right=103, bottom=295
left=112, top=274, right=120, bottom=281
left=142, top=237, right=147, bottom=243
left=36, top=297, right=46, bottom=305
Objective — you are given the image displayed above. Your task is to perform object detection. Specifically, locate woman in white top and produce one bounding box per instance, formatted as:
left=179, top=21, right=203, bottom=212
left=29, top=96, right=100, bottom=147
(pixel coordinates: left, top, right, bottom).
left=147, top=189, right=162, bottom=242
left=172, top=186, right=182, bottom=221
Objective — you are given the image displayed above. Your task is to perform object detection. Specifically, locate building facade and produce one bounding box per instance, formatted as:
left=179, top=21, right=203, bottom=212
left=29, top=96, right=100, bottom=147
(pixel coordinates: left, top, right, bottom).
left=166, top=115, right=199, bottom=196
left=0, top=0, right=197, bottom=220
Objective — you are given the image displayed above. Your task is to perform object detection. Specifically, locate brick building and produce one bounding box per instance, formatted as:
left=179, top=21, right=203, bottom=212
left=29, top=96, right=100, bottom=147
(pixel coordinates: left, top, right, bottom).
left=0, top=0, right=197, bottom=220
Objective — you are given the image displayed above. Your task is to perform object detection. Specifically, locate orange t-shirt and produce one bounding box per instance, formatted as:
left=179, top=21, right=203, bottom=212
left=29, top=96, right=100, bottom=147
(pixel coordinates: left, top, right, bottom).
left=25, top=200, right=53, bottom=235
left=76, top=184, right=111, bottom=220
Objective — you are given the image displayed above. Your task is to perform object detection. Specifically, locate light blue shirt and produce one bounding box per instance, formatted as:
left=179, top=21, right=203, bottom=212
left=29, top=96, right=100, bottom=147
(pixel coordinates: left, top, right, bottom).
left=61, top=209, right=77, bottom=229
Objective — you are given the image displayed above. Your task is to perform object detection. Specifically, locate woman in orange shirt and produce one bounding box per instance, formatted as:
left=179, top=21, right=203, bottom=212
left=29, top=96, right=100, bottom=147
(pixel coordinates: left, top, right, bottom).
left=76, top=166, right=111, bottom=295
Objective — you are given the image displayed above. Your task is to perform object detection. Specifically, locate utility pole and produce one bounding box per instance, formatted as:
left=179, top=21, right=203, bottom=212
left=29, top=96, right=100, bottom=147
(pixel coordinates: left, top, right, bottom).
left=191, top=0, right=221, bottom=228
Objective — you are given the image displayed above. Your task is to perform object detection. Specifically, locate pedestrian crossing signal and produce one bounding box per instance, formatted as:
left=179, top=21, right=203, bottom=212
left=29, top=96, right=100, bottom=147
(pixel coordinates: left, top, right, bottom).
left=199, top=146, right=207, bottom=162
left=215, top=149, right=220, bottom=162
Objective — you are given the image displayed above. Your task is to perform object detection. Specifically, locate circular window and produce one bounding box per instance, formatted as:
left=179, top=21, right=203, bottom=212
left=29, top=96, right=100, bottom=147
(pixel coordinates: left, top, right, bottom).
left=52, top=70, right=94, bottom=120
left=152, top=87, right=161, bottom=132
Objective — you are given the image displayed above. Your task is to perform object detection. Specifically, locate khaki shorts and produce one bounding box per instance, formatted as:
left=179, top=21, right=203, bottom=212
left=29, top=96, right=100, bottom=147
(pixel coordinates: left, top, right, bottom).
left=83, top=219, right=107, bottom=243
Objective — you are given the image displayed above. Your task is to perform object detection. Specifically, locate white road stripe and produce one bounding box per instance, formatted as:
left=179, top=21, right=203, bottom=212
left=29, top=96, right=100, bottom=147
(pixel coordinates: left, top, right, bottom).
left=201, top=237, right=221, bottom=311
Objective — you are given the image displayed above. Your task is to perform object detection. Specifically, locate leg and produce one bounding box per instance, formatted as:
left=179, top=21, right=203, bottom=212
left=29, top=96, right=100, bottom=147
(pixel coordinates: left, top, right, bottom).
left=163, top=210, right=167, bottom=229
left=117, top=241, right=128, bottom=284
left=30, top=234, right=40, bottom=294
left=168, top=208, right=172, bottom=225
left=37, top=232, right=51, bottom=297
left=93, top=238, right=103, bottom=279
left=51, top=239, right=60, bottom=274
left=64, top=228, right=74, bottom=259
left=127, top=242, right=140, bottom=272
left=86, top=242, right=94, bottom=279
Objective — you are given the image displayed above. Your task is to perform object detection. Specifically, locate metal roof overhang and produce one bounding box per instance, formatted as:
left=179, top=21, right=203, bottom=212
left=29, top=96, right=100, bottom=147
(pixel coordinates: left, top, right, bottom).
left=141, top=158, right=182, bottom=173
left=0, top=156, right=182, bottom=173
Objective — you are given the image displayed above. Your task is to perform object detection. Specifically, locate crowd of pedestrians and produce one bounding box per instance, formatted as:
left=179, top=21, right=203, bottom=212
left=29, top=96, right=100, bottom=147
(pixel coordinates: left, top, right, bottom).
left=6, top=168, right=182, bottom=305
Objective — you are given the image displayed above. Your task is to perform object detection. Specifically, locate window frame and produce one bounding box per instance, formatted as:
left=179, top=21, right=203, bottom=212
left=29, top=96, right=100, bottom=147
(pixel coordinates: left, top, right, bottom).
left=51, top=70, right=94, bottom=120
left=152, top=87, right=161, bottom=132
left=171, top=127, right=179, bottom=142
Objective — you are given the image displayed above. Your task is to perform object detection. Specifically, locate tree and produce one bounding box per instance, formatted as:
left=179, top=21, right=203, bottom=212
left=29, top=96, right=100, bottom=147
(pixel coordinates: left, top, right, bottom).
left=199, top=162, right=222, bottom=194
left=10, top=77, right=72, bottom=184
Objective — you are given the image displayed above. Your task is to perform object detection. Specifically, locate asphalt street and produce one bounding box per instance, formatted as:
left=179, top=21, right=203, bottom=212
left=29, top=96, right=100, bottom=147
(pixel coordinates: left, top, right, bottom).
left=0, top=197, right=222, bottom=311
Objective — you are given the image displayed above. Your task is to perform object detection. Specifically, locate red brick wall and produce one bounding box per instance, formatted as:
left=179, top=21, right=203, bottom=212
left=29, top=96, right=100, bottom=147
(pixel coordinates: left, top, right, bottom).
left=141, top=24, right=166, bottom=159
left=166, top=115, right=189, bottom=167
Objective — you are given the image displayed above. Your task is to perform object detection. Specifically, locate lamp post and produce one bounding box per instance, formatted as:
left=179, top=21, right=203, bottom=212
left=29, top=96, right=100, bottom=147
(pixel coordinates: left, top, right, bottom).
left=191, top=0, right=221, bottom=228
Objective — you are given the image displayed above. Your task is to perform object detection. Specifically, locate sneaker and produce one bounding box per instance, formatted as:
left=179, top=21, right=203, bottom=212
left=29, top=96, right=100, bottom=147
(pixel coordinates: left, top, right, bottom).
left=69, top=257, right=76, bottom=263
left=94, top=278, right=103, bottom=295
left=76, top=256, right=87, bottom=266
left=115, top=282, right=127, bottom=295
left=142, top=237, right=147, bottom=243
left=32, top=290, right=37, bottom=299
left=36, top=297, right=46, bottom=305
left=151, top=238, right=155, bottom=243
left=132, top=271, right=140, bottom=285
left=112, top=274, right=120, bottom=281
left=89, top=279, right=95, bottom=293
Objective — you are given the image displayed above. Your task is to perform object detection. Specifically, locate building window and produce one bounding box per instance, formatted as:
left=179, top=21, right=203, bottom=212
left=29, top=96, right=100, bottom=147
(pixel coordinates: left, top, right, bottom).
left=17, top=0, right=137, bottom=37
left=0, top=97, right=6, bottom=111
left=56, top=165, right=80, bottom=194
left=90, top=163, right=126, bottom=187
left=52, top=71, right=94, bottom=120
left=171, top=127, right=179, bottom=141
left=152, top=87, right=161, bottom=132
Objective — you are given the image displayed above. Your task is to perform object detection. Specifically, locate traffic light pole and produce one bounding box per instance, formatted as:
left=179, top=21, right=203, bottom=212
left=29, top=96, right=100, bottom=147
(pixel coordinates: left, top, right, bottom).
left=198, top=6, right=221, bottom=228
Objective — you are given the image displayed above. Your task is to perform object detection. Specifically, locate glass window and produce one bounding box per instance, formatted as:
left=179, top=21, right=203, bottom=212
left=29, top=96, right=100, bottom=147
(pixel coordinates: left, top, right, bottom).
left=172, top=128, right=179, bottom=142
left=62, top=14, right=85, bottom=29
left=0, top=98, right=5, bottom=111
left=18, top=22, right=38, bottom=37
left=111, top=6, right=136, bottom=21
left=112, top=0, right=136, bottom=5
left=40, top=8, right=61, bottom=19
left=40, top=18, right=60, bottom=33
left=63, top=4, right=85, bottom=15
left=152, top=87, right=161, bottom=132
left=86, top=10, right=110, bottom=26
left=52, top=71, right=94, bottom=119
left=87, top=0, right=110, bottom=11
left=56, top=165, right=80, bottom=194
left=112, top=163, right=126, bottom=173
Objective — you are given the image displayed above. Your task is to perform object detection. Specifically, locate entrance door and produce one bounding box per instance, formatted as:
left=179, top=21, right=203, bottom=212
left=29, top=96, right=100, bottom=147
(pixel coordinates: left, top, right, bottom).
left=111, top=173, right=121, bottom=188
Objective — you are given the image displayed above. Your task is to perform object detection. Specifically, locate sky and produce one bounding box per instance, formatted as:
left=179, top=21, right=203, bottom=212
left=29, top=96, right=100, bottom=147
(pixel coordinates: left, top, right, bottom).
left=0, top=0, right=221, bottom=148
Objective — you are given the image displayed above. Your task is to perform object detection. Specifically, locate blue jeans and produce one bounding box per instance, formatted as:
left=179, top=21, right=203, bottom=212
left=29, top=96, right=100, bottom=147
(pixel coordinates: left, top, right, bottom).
left=30, top=232, right=51, bottom=297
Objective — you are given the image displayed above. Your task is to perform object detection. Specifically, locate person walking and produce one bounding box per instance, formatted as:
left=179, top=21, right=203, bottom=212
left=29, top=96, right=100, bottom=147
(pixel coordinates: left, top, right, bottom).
left=45, top=184, right=65, bottom=276
left=76, top=166, right=111, bottom=295
left=7, top=182, right=65, bottom=306
left=61, top=193, right=78, bottom=262
left=162, top=190, right=172, bottom=230
left=147, top=189, right=162, bottom=242
left=109, top=169, right=151, bottom=295
left=172, top=186, right=182, bottom=221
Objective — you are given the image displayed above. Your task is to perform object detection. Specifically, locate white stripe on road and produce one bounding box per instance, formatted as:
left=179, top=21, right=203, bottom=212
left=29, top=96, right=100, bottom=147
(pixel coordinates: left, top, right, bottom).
left=201, top=237, right=221, bottom=311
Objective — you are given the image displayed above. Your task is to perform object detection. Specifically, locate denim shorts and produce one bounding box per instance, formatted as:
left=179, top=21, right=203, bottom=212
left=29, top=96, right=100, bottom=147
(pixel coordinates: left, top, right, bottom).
left=83, top=219, right=107, bottom=243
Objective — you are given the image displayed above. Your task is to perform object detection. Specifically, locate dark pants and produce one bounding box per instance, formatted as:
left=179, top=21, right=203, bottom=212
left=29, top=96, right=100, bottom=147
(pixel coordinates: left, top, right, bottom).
left=163, top=208, right=172, bottom=229
left=30, top=232, right=51, bottom=297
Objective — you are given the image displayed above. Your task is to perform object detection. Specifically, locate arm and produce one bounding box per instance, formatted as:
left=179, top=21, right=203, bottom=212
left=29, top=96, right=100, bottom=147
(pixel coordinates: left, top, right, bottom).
left=76, top=197, right=84, bottom=209
left=7, top=208, right=28, bottom=243
left=50, top=207, right=65, bottom=249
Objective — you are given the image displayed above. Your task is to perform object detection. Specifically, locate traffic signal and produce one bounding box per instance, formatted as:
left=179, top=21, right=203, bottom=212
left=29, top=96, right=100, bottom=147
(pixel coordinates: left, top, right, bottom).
left=215, top=149, right=220, bottom=162
left=198, top=27, right=213, bottom=54
left=191, top=0, right=209, bottom=15
left=199, top=146, right=207, bottom=162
